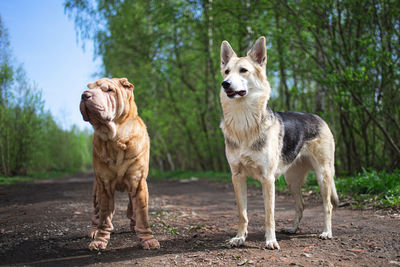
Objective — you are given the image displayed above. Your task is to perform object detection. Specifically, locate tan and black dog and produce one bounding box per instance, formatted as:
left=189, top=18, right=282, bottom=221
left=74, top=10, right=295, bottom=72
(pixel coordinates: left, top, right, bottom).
left=219, top=37, right=338, bottom=249
left=80, top=78, right=159, bottom=250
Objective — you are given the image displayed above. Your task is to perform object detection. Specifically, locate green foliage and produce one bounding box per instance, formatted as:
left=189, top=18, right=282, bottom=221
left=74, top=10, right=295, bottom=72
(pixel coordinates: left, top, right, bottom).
left=0, top=85, right=92, bottom=176
left=301, top=170, right=400, bottom=208
left=0, top=15, right=92, bottom=179
left=275, top=176, right=288, bottom=192
left=335, top=169, right=400, bottom=208
left=65, top=0, right=400, bottom=174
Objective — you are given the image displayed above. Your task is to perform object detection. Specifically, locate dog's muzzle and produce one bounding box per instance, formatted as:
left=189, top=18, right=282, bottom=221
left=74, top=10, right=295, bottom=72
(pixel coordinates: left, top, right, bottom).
left=221, top=81, right=247, bottom=98
left=81, top=91, right=92, bottom=101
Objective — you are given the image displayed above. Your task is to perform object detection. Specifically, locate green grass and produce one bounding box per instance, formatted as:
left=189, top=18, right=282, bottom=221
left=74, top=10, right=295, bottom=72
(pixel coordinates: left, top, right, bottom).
left=150, top=168, right=400, bottom=209
left=283, top=170, right=400, bottom=208
left=334, top=169, right=400, bottom=208
left=0, top=169, right=83, bottom=186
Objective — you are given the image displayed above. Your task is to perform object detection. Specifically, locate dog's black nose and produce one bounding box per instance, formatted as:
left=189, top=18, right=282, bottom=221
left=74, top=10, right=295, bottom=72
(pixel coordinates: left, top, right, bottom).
left=81, top=91, right=92, bottom=101
left=222, top=80, right=231, bottom=90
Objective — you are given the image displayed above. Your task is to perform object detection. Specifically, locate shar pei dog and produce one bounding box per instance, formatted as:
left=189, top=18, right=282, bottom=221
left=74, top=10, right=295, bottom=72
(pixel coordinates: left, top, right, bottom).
left=80, top=77, right=160, bottom=250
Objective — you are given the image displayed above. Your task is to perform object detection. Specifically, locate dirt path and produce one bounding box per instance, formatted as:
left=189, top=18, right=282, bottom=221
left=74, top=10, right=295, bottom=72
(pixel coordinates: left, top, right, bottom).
left=0, top=173, right=399, bottom=266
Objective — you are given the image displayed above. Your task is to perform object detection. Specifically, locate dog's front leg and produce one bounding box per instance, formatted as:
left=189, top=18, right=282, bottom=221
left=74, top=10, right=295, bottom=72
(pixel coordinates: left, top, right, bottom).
left=127, top=194, right=136, bottom=231
left=229, top=174, right=248, bottom=247
left=89, top=180, right=100, bottom=239
left=89, top=180, right=115, bottom=251
left=261, top=177, right=280, bottom=249
left=133, top=178, right=160, bottom=250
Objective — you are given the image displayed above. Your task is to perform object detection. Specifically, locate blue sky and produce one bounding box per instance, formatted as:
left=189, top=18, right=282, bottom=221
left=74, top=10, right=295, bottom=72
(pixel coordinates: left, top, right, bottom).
left=0, top=0, right=101, bottom=130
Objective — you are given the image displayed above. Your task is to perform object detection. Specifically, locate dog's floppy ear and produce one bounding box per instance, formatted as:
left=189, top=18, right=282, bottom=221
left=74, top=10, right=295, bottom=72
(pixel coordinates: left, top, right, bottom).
left=119, top=78, right=134, bottom=90
left=248, top=36, right=267, bottom=66
left=87, top=82, right=97, bottom=89
left=221, top=41, right=237, bottom=67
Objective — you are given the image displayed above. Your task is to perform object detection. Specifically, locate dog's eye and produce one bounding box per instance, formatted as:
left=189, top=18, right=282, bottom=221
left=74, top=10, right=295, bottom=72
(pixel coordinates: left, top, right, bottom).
left=240, top=68, right=248, bottom=73
left=225, top=69, right=230, bottom=75
left=107, top=89, right=114, bottom=93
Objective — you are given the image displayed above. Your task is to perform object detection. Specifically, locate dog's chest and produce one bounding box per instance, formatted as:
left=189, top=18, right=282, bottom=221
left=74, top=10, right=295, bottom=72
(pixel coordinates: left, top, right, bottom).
left=94, top=139, right=138, bottom=176
left=237, top=146, right=264, bottom=165
left=228, top=146, right=268, bottom=176
left=223, top=117, right=285, bottom=178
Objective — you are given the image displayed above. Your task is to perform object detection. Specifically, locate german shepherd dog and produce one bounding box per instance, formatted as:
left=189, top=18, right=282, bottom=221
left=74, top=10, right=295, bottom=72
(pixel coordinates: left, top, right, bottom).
left=219, top=37, right=338, bottom=249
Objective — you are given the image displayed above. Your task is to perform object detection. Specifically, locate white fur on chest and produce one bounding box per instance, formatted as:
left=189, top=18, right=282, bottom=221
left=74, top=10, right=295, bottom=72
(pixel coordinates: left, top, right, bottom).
left=227, top=147, right=267, bottom=177
left=223, top=114, right=285, bottom=180
left=231, top=144, right=260, bottom=162
left=226, top=144, right=296, bottom=180
left=221, top=94, right=263, bottom=140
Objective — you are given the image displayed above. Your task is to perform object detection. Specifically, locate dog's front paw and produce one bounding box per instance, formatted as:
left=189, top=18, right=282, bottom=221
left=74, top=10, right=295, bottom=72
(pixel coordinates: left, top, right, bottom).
left=141, top=238, right=160, bottom=250
left=229, top=236, right=246, bottom=247
left=265, top=239, right=280, bottom=250
left=319, top=231, right=332, bottom=239
left=89, top=240, right=108, bottom=251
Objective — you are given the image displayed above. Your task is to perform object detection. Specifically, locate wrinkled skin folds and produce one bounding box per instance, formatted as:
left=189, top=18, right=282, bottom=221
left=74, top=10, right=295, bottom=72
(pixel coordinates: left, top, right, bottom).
left=80, top=77, right=159, bottom=250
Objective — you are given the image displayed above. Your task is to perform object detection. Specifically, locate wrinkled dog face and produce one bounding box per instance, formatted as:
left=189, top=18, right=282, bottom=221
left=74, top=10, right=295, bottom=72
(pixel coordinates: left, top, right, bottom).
left=80, top=78, right=134, bottom=123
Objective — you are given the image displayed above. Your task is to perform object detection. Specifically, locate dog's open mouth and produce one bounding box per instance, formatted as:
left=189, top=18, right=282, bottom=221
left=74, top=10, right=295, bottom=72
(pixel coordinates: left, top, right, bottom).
left=226, top=90, right=247, bottom=98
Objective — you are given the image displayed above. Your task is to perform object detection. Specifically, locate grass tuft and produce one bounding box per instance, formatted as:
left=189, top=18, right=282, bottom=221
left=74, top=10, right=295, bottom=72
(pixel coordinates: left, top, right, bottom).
left=334, top=169, right=400, bottom=208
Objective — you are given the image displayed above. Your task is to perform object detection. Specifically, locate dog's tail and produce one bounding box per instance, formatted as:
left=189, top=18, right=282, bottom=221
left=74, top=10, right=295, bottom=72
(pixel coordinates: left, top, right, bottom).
left=331, top=178, right=339, bottom=207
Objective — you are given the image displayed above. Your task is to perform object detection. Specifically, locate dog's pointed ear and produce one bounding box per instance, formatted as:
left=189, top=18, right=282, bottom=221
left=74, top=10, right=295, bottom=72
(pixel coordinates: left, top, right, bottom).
left=221, top=41, right=237, bottom=67
left=248, top=36, right=267, bottom=66
left=119, top=78, right=134, bottom=90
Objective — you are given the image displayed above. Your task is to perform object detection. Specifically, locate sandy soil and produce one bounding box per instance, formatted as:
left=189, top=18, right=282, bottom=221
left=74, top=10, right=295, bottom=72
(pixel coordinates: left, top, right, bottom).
left=0, top=173, right=399, bottom=266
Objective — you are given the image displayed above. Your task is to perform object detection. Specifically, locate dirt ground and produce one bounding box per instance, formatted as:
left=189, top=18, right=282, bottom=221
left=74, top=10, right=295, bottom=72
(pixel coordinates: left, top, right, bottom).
left=0, top=173, right=399, bottom=267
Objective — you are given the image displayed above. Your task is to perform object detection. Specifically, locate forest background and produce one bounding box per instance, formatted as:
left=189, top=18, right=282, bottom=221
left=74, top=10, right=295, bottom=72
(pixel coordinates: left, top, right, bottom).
left=1, top=0, right=399, bottom=205
left=64, top=0, right=399, bottom=174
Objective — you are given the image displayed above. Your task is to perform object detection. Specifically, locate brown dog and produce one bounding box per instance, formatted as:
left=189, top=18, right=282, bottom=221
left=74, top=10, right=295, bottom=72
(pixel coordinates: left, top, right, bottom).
left=80, top=77, right=159, bottom=250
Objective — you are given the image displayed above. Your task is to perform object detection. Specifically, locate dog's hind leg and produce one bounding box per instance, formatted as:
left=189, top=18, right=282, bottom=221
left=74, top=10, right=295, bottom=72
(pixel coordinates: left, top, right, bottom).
left=309, top=123, right=337, bottom=239
left=313, top=161, right=335, bottom=239
left=284, top=158, right=311, bottom=234
left=229, top=174, right=248, bottom=247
